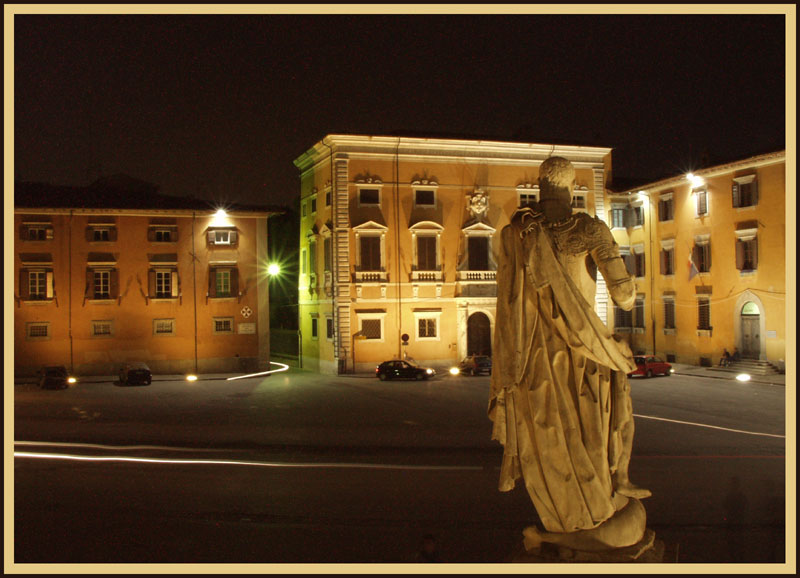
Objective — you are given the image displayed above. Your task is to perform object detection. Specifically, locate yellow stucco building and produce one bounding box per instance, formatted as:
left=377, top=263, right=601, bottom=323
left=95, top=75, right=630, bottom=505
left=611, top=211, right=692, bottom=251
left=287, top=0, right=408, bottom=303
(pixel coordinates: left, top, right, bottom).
left=294, top=134, right=615, bottom=374
left=14, top=177, right=279, bottom=376
left=609, top=150, right=786, bottom=369
left=295, top=136, right=786, bottom=375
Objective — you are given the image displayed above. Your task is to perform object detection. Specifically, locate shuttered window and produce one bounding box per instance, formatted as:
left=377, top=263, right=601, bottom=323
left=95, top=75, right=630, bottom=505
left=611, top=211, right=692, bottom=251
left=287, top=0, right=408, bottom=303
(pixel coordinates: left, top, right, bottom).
left=660, top=247, right=674, bottom=275
left=633, top=296, right=645, bottom=329
left=209, top=266, right=238, bottom=298
left=732, top=176, right=758, bottom=208
left=86, top=226, right=117, bottom=242
left=27, top=270, right=53, bottom=300
left=695, top=190, right=708, bottom=216
left=664, top=299, right=676, bottom=329
left=698, top=297, right=711, bottom=330
left=614, top=306, right=633, bottom=331
left=87, top=268, right=118, bottom=300
left=21, top=225, right=54, bottom=241
left=207, top=228, right=238, bottom=247
left=736, top=237, right=758, bottom=271
left=658, top=196, right=674, bottom=221
left=693, top=242, right=711, bottom=273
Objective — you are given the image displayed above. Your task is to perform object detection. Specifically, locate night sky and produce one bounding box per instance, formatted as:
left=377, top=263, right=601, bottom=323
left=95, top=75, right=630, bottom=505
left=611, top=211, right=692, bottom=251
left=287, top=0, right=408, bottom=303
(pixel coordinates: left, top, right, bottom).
left=13, top=12, right=787, bottom=209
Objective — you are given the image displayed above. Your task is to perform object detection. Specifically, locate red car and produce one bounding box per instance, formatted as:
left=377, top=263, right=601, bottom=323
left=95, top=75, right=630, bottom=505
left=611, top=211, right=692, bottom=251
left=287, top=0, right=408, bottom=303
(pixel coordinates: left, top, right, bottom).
left=627, top=356, right=673, bottom=378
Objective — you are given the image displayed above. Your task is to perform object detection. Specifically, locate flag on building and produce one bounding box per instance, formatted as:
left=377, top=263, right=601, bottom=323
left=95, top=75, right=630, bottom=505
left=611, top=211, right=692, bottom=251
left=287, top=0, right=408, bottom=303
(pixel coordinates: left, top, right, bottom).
left=688, top=251, right=699, bottom=281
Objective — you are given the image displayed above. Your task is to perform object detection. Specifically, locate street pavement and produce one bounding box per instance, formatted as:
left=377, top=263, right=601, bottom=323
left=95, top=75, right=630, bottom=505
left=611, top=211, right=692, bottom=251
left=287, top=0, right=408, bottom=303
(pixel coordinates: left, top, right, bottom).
left=11, top=364, right=790, bottom=567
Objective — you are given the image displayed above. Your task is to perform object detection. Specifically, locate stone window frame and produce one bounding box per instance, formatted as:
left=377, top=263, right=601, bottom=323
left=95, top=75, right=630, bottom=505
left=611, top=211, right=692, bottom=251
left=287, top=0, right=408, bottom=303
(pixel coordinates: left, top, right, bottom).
left=91, top=319, right=115, bottom=338
left=213, top=317, right=235, bottom=335
left=413, top=309, right=442, bottom=342
left=353, top=221, right=388, bottom=275
left=26, top=321, right=51, bottom=340
left=153, top=318, right=176, bottom=336
left=412, top=182, right=438, bottom=209
left=356, top=310, right=387, bottom=342
left=356, top=183, right=383, bottom=208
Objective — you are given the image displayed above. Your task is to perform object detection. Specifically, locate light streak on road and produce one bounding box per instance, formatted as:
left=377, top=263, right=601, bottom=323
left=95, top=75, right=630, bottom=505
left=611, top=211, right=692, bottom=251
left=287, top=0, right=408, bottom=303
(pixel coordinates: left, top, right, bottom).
left=634, top=414, right=785, bottom=438
left=225, top=361, right=290, bottom=381
left=13, top=452, right=483, bottom=471
left=14, top=441, right=220, bottom=452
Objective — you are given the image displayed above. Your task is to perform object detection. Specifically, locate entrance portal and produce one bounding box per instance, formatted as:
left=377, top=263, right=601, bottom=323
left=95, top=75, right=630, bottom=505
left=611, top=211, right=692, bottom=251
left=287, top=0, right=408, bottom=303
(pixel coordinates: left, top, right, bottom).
left=740, top=301, right=761, bottom=359
left=467, top=312, right=492, bottom=357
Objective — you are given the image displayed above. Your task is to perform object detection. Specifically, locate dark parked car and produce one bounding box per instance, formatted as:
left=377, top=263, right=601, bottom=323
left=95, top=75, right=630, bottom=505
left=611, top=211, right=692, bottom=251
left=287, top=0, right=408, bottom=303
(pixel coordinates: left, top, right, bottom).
left=119, top=362, right=153, bottom=385
left=38, top=366, right=73, bottom=389
left=458, top=355, right=492, bottom=376
left=375, top=360, right=436, bottom=381
left=627, top=356, right=673, bottom=378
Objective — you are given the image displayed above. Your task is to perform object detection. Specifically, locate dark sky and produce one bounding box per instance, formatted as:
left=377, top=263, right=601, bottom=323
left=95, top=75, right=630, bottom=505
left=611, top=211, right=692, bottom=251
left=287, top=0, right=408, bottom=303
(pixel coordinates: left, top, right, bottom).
left=14, top=13, right=786, bottom=209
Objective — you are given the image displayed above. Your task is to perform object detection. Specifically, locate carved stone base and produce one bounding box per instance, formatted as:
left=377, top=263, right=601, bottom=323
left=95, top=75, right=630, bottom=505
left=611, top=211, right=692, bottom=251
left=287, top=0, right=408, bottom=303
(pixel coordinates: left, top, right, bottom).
left=511, top=528, right=666, bottom=563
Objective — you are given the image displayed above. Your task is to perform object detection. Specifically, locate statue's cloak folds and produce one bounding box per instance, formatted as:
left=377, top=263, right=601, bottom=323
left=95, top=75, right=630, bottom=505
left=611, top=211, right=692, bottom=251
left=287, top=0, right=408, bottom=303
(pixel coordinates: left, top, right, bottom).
left=489, top=213, right=637, bottom=533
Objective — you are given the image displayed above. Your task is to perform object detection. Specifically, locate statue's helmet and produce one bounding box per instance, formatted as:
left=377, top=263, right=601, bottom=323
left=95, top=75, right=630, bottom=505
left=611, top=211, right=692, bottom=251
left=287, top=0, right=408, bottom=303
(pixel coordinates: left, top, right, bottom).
left=539, top=156, right=575, bottom=203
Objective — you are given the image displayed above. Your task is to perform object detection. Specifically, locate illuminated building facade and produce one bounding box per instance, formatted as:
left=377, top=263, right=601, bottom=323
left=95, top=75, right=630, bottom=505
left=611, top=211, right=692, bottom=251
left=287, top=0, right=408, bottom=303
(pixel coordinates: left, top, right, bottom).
left=294, top=135, right=615, bottom=374
left=13, top=176, right=281, bottom=376
left=608, top=150, right=786, bottom=368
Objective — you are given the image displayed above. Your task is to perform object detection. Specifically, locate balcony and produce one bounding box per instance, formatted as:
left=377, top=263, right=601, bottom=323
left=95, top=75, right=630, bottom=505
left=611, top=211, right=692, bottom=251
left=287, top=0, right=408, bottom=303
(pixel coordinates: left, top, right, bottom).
left=411, top=268, right=443, bottom=283
left=354, top=269, right=388, bottom=284
left=457, top=270, right=496, bottom=282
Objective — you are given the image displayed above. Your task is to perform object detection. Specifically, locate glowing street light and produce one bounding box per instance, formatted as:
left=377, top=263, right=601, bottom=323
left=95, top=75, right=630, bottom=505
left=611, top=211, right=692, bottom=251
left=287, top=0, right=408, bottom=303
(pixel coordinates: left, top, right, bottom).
left=267, top=263, right=281, bottom=276
left=736, top=373, right=752, bottom=382
left=186, top=374, right=198, bottom=382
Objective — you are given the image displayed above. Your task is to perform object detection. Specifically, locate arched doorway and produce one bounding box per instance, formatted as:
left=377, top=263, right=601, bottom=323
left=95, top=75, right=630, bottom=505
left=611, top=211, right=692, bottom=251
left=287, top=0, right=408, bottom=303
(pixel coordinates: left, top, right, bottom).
left=740, top=301, right=761, bottom=359
left=467, top=312, right=492, bottom=357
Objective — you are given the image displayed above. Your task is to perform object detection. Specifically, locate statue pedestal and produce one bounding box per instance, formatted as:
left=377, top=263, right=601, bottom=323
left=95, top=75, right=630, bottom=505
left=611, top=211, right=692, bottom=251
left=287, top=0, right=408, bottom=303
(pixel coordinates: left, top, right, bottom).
left=510, top=528, right=667, bottom=563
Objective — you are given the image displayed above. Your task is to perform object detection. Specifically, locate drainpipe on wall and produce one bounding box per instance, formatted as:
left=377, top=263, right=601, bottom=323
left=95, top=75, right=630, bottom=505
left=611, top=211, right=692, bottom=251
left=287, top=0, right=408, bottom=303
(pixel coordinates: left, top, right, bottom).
left=69, top=210, right=74, bottom=372
left=395, top=138, right=403, bottom=359
left=647, top=193, right=657, bottom=356
left=192, top=212, right=198, bottom=373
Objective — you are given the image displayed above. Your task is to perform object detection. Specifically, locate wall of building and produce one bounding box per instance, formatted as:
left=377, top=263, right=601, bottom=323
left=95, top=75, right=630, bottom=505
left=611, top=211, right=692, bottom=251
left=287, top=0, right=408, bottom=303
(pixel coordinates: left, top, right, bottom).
left=14, top=210, right=271, bottom=376
left=611, top=155, right=786, bottom=367
left=295, top=136, right=612, bottom=373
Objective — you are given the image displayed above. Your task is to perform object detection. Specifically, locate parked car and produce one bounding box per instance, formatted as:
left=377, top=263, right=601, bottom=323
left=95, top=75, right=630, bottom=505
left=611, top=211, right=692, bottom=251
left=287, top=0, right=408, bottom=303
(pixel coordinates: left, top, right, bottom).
left=458, top=355, right=492, bottom=376
left=38, top=366, right=73, bottom=389
left=375, top=360, right=436, bottom=381
left=119, top=362, right=153, bottom=386
left=627, top=356, right=673, bottom=378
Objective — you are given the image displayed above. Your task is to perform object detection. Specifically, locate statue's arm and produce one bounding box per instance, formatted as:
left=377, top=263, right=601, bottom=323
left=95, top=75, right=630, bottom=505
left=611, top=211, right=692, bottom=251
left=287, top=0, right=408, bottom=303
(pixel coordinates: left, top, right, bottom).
left=590, top=218, right=636, bottom=311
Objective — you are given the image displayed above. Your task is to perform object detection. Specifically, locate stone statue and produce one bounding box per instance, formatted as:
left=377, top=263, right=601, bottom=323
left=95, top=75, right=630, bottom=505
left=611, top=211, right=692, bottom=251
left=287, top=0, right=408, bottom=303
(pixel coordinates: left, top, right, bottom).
left=489, top=156, right=651, bottom=556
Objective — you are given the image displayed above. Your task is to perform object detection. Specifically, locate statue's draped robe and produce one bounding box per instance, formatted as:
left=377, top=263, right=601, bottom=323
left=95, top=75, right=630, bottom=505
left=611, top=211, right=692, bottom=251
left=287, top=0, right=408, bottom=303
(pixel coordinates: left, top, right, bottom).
left=489, top=210, right=637, bottom=534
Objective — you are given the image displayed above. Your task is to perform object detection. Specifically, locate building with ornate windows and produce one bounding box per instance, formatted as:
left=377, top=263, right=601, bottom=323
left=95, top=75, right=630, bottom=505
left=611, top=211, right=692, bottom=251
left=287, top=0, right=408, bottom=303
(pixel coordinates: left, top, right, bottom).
left=607, top=150, right=786, bottom=369
left=293, top=134, right=616, bottom=374
left=13, top=175, right=282, bottom=376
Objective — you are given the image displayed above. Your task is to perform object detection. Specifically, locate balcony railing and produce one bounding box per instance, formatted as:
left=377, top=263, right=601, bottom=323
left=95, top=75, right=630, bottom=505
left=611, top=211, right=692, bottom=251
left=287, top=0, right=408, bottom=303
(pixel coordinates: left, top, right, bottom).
left=354, top=270, right=388, bottom=283
left=457, top=270, right=496, bottom=282
left=411, top=269, right=443, bottom=282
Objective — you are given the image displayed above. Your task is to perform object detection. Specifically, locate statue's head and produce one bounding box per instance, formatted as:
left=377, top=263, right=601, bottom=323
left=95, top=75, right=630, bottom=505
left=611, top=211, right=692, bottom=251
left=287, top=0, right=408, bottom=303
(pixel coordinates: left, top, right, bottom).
left=538, top=156, right=575, bottom=223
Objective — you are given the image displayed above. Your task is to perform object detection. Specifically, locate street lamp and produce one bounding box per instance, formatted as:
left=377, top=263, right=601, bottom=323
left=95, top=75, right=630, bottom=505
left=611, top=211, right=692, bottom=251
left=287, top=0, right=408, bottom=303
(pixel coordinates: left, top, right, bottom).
left=267, top=263, right=281, bottom=277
